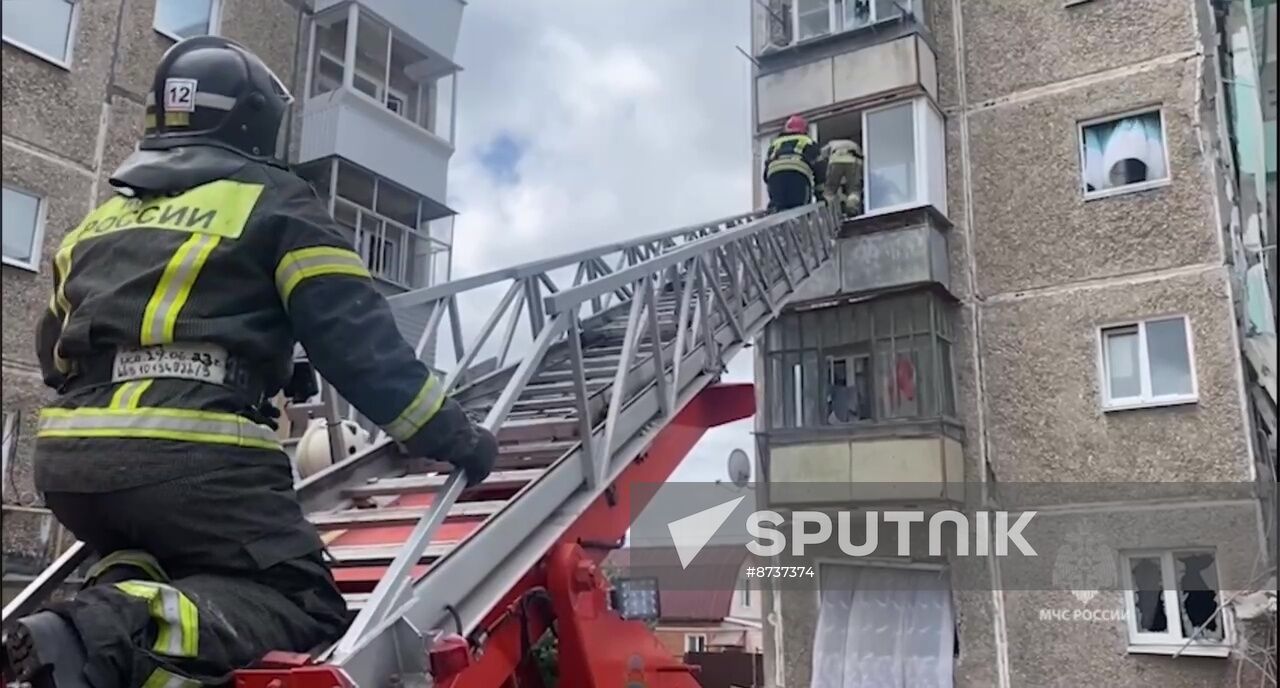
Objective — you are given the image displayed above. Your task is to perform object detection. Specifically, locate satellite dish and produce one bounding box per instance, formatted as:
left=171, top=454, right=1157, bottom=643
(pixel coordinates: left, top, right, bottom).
left=727, top=449, right=751, bottom=489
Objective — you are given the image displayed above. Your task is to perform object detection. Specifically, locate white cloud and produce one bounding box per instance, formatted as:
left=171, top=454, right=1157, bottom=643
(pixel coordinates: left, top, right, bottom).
left=447, top=1, right=759, bottom=483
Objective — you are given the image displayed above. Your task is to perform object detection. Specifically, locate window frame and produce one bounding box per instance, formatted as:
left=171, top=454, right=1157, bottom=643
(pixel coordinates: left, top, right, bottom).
left=1096, top=315, right=1199, bottom=411
left=683, top=633, right=708, bottom=654
left=2, top=185, right=47, bottom=273
left=2, top=412, right=15, bottom=497
left=152, top=0, right=222, bottom=43
left=1119, top=549, right=1231, bottom=657
left=2, top=0, right=79, bottom=70
left=790, top=0, right=916, bottom=46
left=1077, top=107, right=1173, bottom=201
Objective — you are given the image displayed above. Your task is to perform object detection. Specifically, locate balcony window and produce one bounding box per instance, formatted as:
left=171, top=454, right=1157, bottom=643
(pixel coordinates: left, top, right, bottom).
left=809, top=97, right=946, bottom=218
left=792, top=0, right=916, bottom=44
left=296, top=160, right=449, bottom=290
left=2, top=0, right=77, bottom=67
left=765, top=291, right=956, bottom=430
left=308, top=7, right=451, bottom=137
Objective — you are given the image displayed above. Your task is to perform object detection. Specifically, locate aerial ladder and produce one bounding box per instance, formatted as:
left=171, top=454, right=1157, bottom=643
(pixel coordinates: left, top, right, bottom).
left=3, top=202, right=839, bottom=688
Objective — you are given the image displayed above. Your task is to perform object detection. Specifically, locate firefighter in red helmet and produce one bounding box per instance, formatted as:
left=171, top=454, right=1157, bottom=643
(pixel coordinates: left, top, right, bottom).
left=763, top=114, right=823, bottom=211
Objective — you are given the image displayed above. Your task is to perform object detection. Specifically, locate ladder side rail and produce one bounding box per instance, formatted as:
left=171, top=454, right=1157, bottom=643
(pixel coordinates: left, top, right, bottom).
left=1, top=541, right=91, bottom=624
left=325, top=205, right=837, bottom=685
left=385, top=211, right=760, bottom=310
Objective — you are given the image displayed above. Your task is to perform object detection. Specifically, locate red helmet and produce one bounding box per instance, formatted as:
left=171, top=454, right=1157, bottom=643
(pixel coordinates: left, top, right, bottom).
left=784, top=114, right=808, bottom=134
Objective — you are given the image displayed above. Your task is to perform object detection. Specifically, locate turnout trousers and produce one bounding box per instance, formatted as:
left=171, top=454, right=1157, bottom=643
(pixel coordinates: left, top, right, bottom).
left=766, top=170, right=813, bottom=211
left=40, top=459, right=349, bottom=688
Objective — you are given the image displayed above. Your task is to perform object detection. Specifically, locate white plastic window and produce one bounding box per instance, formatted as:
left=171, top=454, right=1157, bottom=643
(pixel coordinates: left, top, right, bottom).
left=1099, top=316, right=1197, bottom=410
left=684, top=634, right=708, bottom=653
left=2, top=0, right=76, bottom=67
left=154, top=0, right=220, bottom=41
left=865, top=102, right=917, bottom=212
left=2, top=186, right=45, bottom=271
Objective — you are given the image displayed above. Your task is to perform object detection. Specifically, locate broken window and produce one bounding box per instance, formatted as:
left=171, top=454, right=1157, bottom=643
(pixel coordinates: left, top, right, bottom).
left=1079, top=110, right=1170, bottom=197
left=766, top=291, right=956, bottom=429
left=1123, top=551, right=1227, bottom=652
left=1099, top=316, right=1197, bottom=410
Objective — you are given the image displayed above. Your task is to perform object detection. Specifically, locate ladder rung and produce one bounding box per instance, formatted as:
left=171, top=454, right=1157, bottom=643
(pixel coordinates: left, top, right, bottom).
left=512, top=395, right=586, bottom=412
left=520, top=380, right=609, bottom=397
left=344, top=467, right=546, bottom=499
left=533, top=367, right=616, bottom=384
left=329, top=541, right=457, bottom=567
left=495, top=417, right=579, bottom=444
left=310, top=500, right=506, bottom=530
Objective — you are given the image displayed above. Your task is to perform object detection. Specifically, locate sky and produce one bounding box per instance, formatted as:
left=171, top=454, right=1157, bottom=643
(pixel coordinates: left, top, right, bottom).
left=445, top=1, right=760, bottom=484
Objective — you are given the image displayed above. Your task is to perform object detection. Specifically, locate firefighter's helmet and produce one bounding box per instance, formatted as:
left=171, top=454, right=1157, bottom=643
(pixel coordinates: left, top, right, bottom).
left=142, top=36, right=294, bottom=165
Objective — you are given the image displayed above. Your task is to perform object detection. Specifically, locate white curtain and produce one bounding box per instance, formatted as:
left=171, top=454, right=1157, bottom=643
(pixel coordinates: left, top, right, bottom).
left=811, top=566, right=954, bottom=688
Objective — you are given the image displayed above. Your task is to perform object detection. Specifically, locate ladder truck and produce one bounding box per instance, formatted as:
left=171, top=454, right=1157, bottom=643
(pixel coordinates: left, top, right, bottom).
left=3, top=202, right=839, bottom=688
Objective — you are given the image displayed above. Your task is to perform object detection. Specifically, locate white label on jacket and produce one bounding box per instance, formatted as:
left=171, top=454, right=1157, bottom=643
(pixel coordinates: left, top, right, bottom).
left=164, top=78, right=197, bottom=113
left=113, top=343, right=228, bottom=385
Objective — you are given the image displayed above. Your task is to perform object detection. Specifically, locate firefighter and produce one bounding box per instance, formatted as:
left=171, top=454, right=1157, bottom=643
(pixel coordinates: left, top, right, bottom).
left=4, top=36, right=498, bottom=688
left=763, top=114, right=822, bottom=211
left=819, top=137, right=864, bottom=217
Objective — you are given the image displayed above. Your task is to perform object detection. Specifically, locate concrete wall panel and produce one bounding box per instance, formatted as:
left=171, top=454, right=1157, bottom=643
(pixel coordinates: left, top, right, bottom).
left=831, top=36, right=920, bottom=104
left=757, top=59, right=835, bottom=124
left=968, top=58, right=1219, bottom=295
left=980, top=269, right=1250, bottom=483
left=960, top=0, right=1197, bottom=103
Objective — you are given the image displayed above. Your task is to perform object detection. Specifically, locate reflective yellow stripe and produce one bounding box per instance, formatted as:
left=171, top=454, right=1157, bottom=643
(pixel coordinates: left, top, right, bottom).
left=51, top=247, right=74, bottom=374
left=766, top=160, right=815, bottom=182
left=383, top=375, right=447, bottom=442
left=62, top=180, right=265, bottom=252
left=141, top=669, right=201, bottom=688
left=87, top=549, right=168, bottom=584
left=109, top=381, right=153, bottom=410
left=274, top=246, right=371, bottom=304
left=140, top=233, right=221, bottom=345
left=114, top=581, right=199, bottom=659
left=38, top=407, right=280, bottom=450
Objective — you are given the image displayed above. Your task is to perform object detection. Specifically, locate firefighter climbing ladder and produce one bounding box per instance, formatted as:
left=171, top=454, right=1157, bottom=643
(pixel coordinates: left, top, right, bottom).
left=3, top=202, right=840, bottom=687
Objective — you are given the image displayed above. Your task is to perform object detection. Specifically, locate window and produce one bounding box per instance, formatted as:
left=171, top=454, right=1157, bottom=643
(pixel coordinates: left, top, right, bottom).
left=806, top=97, right=947, bottom=218
left=154, top=0, right=220, bottom=41
left=3, top=186, right=45, bottom=271
left=298, top=160, right=445, bottom=289
left=2, top=412, right=15, bottom=498
left=684, top=634, right=708, bottom=653
left=813, top=564, right=953, bottom=684
left=791, top=0, right=915, bottom=44
left=2, top=0, right=76, bottom=67
left=1099, top=317, right=1196, bottom=410
left=1122, top=551, right=1229, bottom=656
left=766, top=292, right=956, bottom=429
left=1080, top=110, right=1170, bottom=198
left=308, top=8, right=446, bottom=134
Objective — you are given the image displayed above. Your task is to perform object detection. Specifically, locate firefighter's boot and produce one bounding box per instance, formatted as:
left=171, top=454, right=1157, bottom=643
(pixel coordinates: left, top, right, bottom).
left=4, top=612, right=89, bottom=688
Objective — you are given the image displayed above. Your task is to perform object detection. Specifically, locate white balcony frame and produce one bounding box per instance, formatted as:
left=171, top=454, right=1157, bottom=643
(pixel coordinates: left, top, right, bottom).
left=791, top=0, right=917, bottom=46
left=304, top=5, right=458, bottom=146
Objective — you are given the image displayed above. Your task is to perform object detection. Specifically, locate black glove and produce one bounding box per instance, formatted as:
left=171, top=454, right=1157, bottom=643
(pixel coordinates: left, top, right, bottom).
left=404, top=397, right=498, bottom=486
left=439, top=423, right=498, bottom=486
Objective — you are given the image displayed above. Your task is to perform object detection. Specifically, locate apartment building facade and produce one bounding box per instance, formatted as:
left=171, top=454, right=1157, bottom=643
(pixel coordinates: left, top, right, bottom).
left=748, top=1, right=1277, bottom=686
left=1, top=0, right=463, bottom=598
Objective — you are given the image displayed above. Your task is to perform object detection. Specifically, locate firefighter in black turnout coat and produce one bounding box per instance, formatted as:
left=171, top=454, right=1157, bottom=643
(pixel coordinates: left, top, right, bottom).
left=4, top=36, right=497, bottom=688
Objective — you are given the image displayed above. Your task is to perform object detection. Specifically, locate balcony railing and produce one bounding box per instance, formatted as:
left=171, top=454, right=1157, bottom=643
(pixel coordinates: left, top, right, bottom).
left=332, top=198, right=449, bottom=290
